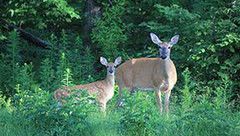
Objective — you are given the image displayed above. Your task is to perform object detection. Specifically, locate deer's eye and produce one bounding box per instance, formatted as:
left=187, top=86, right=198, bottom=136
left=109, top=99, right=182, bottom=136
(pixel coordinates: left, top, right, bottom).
left=168, top=46, right=171, bottom=49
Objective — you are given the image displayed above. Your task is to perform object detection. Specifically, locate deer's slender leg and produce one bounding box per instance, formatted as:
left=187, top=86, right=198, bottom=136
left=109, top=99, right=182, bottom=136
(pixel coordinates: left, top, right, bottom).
left=117, top=86, right=123, bottom=107
left=155, top=90, right=162, bottom=113
left=164, top=90, right=171, bottom=113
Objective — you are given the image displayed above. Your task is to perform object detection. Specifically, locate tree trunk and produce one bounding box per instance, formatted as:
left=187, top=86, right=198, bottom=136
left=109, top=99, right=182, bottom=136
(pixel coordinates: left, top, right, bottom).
left=82, top=0, right=102, bottom=47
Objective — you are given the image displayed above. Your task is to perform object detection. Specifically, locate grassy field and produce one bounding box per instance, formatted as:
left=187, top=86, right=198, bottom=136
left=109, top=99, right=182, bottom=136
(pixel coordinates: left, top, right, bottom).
left=0, top=1, right=239, bottom=136
left=0, top=88, right=239, bottom=136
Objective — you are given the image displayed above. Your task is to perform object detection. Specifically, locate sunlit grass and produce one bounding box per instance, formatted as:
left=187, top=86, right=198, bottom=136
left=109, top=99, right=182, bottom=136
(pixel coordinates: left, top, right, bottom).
left=0, top=109, right=42, bottom=136
left=0, top=85, right=240, bottom=136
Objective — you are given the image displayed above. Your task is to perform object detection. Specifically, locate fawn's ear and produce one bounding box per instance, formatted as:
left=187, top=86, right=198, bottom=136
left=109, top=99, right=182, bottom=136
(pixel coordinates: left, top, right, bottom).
left=114, top=57, right=122, bottom=66
left=169, top=35, right=179, bottom=46
left=150, top=33, right=162, bottom=45
left=100, top=57, right=108, bottom=66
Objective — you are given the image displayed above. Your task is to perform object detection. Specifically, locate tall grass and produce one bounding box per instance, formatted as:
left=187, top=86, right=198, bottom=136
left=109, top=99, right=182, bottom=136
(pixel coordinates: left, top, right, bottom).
left=0, top=109, right=44, bottom=136
left=1, top=91, right=239, bottom=136
left=0, top=69, right=239, bottom=136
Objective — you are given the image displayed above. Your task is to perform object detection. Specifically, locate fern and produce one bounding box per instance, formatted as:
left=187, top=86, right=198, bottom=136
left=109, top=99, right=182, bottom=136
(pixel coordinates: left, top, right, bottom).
left=56, top=52, right=69, bottom=86
left=181, top=68, right=193, bottom=111
left=2, top=31, right=21, bottom=96
left=92, top=0, right=127, bottom=58
left=39, top=58, right=55, bottom=91
left=61, top=68, right=73, bottom=86
left=15, top=63, right=35, bottom=91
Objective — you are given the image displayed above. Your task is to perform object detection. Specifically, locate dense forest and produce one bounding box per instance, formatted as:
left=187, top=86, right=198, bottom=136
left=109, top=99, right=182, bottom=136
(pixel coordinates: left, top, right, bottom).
left=0, top=0, right=240, bottom=135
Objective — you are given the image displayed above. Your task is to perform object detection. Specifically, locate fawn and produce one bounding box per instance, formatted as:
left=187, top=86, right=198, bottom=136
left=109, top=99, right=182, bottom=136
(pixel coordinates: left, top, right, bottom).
left=54, top=57, right=122, bottom=112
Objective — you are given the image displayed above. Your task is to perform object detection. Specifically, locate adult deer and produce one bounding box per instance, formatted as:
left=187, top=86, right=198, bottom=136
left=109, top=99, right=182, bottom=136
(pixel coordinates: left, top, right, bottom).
left=116, top=33, right=179, bottom=113
left=54, top=57, right=122, bottom=112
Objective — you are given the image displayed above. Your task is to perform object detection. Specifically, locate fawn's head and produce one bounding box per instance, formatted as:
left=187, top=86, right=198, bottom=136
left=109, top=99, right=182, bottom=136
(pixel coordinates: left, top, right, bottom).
left=150, top=33, right=179, bottom=60
left=100, top=57, right=122, bottom=76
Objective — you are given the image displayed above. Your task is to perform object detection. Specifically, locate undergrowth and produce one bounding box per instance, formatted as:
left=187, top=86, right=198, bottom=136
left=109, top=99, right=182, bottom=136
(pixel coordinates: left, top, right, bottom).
left=0, top=68, right=239, bottom=136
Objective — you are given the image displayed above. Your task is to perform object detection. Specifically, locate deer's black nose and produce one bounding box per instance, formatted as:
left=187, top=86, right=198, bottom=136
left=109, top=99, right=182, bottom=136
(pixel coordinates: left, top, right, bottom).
left=109, top=70, right=113, bottom=73
left=160, top=55, right=167, bottom=59
left=161, top=56, right=167, bottom=59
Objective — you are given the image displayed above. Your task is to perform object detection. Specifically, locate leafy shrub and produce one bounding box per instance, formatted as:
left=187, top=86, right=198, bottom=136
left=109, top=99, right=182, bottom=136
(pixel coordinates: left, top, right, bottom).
left=0, top=1, right=239, bottom=135
left=0, top=92, right=12, bottom=112
left=92, top=0, right=127, bottom=58
left=1, top=0, right=81, bottom=29
left=39, top=58, right=56, bottom=91
left=117, top=69, right=240, bottom=136
left=0, top=31, right=21, bottom=96
left=14, top=84, right=98, bottom=135
left=0, top=108, right=42, bottom=136
left=119, top=90, right=158, bottom=136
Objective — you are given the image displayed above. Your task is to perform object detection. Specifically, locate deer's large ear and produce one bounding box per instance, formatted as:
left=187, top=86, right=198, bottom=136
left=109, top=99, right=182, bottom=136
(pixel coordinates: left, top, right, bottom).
left=114, top=57, right=122, bottom=66
left=100, top=57, right=108, bottom=66
left=169, top=35, right=179, bottom=46
left=150, top=33, right=162, bottom=45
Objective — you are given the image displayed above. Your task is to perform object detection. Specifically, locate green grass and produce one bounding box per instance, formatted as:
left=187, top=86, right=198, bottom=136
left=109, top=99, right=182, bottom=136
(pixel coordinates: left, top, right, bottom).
left=1, top=85, right=240, bottom=136
left=88, top=111, right=121, bottom=136
left=0, top=103, right=240, bottom=136
left=0, top=109, right=41, bottom=136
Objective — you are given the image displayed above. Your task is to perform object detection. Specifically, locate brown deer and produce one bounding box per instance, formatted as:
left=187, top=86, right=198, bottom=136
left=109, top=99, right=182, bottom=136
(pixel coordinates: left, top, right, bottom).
left=116, top=33, right=179, bottom=113
left=54, top=57, right=122, bottom=112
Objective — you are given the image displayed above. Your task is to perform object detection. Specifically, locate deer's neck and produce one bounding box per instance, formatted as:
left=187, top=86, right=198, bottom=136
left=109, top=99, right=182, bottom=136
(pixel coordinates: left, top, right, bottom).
left=105, top=74, right=115, bottom=86
left=161, top=58, right=172, bottom=79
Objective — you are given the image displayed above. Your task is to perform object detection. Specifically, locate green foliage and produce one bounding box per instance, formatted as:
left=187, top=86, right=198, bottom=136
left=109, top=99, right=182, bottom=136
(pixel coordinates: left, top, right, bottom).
left=119, top=91, right=157, bottom=136
left=0, top=93, right=12, bottom=112
left=92, top=0, right=127, bottom=58
left=46, top=0, right=80, bottom=19
left=14, top=85, right=97, bottom=135
left=72, top=48, right=95, bottom=83
left=2, top=0, right=81, bottom=29
left=0, top=0, right=240, bottom=135
left=39, top=58, right=55, bottom=91
left=61, top=68, right=73, bottom=86
left=140, top=4, right=199, bottom=34
left=213, top=74, right=232, bottom=110
left=0, top=77, right=239, bottom=135
left=117, top=70, right=239, bottom=136
left=0, top=109, right=42, bottom=136
left=0, top=31, right=22, bottom=96
left=15, top=63, right=35, bottom=91
left=6, top=30, right=21, bottom=66
left=56, top=52, right=68, bottom=87
left=181, top=68, right=193, bottom=111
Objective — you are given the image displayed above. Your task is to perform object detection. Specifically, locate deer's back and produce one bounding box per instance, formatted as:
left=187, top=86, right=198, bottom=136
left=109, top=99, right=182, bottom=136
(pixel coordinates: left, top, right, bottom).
left=76, top=81, right=114, bottom=102
left=116, top=58, right=177, bottom=90
left=54, top=80, right=114, bottom=103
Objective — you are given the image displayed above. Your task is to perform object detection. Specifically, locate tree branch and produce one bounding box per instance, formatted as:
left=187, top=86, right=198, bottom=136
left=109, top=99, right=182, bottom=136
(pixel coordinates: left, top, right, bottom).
left=0, top=19, right=50, bottom=49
